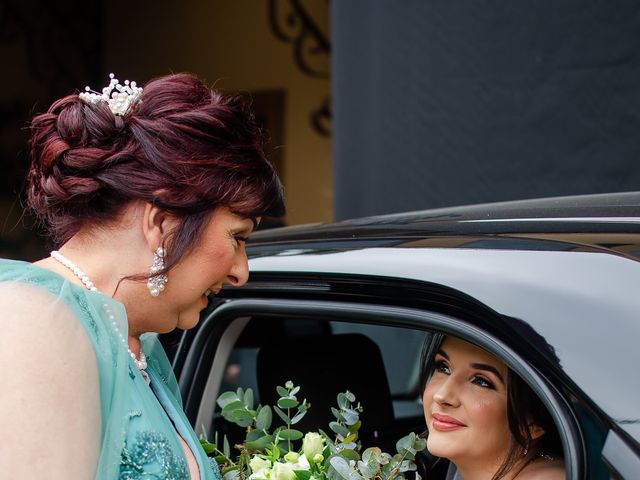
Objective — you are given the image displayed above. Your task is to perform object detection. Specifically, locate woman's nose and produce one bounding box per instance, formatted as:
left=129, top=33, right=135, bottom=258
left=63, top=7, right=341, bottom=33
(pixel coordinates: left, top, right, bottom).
left=226, top=251, right=249, bottom=287
left=433, top=377, right=460, bottom=407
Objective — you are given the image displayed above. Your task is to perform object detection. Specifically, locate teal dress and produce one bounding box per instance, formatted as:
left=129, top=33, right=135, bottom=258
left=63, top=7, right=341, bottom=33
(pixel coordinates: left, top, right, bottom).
left=0, top=259, right=222, bottom=480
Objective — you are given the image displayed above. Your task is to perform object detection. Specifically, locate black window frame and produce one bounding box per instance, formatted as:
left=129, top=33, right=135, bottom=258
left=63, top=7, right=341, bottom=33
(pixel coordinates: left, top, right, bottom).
left=176, top=297, right=585, bottom=479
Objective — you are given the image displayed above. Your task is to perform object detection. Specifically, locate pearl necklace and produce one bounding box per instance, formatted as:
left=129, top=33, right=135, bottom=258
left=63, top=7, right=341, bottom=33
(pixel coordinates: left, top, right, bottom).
left=50, top=250, right=148, bottom=373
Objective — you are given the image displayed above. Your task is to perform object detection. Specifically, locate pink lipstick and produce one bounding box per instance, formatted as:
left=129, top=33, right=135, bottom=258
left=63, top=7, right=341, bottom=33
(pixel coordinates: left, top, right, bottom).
left=432, top=413, right=465, bottom=431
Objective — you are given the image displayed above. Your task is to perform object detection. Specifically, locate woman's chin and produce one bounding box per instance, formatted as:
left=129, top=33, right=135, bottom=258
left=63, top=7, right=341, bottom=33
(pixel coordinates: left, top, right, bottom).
left=426, top=434, right=460, bottom=461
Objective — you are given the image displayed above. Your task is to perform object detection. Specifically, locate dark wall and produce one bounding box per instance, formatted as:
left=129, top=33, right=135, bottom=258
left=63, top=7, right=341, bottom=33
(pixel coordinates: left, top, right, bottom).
left=332, top=1, right=640, bottom=220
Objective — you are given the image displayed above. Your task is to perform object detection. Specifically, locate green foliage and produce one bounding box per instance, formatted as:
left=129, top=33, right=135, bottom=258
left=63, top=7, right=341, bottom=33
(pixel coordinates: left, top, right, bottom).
left=209, top=381, right=427, bottom=480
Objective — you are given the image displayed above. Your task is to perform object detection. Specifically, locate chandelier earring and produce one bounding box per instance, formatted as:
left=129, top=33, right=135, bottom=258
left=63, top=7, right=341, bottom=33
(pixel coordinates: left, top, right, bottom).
left=147, top=247, right=168, bottom=297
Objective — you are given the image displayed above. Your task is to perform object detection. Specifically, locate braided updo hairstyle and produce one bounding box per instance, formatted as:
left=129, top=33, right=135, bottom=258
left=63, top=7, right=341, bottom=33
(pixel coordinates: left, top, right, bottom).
left=27, top=73, right=285, bottom=271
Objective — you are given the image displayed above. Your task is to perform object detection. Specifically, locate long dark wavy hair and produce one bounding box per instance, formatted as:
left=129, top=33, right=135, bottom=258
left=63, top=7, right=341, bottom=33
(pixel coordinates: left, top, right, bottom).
left=420, top=333, right=563, bottom=480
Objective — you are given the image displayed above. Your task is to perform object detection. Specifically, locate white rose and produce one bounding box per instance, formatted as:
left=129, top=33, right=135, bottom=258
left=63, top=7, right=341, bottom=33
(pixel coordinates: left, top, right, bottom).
left=272, top=462, right=296, bottom=480
left=284, top=451, right=300, bottom=464
left=291, top=454, right=310, bottom=470
left=250, top=457, right=272, bottom=474
left=302, top=432, right=325, bottom=461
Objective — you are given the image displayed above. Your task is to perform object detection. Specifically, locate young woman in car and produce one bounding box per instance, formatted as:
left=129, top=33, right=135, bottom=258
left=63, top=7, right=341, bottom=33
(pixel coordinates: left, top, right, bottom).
left=422, top=335, right=565, bottom=480
left=0, top=73, right=284, bottom=478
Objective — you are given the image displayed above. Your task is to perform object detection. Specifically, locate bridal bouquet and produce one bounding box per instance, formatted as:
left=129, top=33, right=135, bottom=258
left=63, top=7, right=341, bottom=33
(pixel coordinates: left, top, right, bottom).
left=200, top=381, right=427, bottom=480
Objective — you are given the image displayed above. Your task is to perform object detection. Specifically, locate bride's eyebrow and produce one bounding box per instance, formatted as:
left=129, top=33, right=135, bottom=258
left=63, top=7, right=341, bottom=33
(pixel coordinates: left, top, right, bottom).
left=471, top=363, right=505, bottom=385
left=436, top=349, right=449, bottom=359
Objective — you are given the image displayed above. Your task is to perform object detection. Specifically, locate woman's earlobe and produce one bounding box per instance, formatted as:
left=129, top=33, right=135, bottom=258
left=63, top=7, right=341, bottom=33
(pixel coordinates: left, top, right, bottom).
left=142, top=203, right=175, bottom=251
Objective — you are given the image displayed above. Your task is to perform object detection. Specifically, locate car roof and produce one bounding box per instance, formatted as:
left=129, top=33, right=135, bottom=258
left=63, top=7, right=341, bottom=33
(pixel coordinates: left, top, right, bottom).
left=252, top=191, right=640, bottom=246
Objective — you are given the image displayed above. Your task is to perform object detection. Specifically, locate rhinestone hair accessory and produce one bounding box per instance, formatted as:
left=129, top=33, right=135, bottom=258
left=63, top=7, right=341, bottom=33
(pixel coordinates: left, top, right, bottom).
left=79, top=73, right=143, bottom=116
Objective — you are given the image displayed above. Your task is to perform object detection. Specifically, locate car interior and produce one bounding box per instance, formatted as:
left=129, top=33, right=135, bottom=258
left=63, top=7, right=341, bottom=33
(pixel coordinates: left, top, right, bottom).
left=188, top=313, right=567, bottom=480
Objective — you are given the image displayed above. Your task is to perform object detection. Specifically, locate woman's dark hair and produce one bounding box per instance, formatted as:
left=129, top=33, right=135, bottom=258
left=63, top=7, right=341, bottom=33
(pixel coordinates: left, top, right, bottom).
left=420, top=334, right=563, bottom=480
left=27, top=73, right=285, bottom=272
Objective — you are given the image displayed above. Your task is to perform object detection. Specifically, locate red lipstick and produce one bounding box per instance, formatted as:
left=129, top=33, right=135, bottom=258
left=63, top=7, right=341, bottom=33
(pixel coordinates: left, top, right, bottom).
left=431, top=413, right=465, bottom=431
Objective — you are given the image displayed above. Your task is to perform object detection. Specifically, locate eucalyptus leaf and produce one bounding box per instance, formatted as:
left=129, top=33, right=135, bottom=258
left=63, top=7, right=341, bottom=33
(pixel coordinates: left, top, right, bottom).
left=330, top=456, right=351, bottom=479
left=347, top=420, right=361, bottom=433
left=342, top=409, right=359, bottom=426
left=277, top=398, right=299, bottom=409
left=290, top=410, right=308, bottom=425
left=223, top=435, right=231, bottom=458
left=329, top=421, right=349, bottom=437
left=291, top=386, right=300, bottom=396
left=339, top=448, right=359, bottom=461
left=235, top=409, right=256, bottom=421
left=223, top=469, right=241, bottom=480
left=244, top=388, right=254, bottom=410
left=331, top=407, right=342, bottom=420
left=357, top=459, right=378, bottom=479
left=345, top=391, right=355, bottom=402
left=274, top=406, right=290, bottom=425
left=361, top=447, right=381, bottom=464
left=279, top=428, right=303, bottom=440
left=398, top=460, right=416, bottom=473
left=277, top=386, right=289, bottom=397
left=222, top=400, right=246, bottom=413
left=217, top=391, right=240, bottom=409
left=236, top=387, right=244, bottom=399
left=256, top=405, right=273, bottom=430
left=341, top=442, right=357, bottom=451
left=414, top=436, right=427, bottom=451
left=246, top=429, right=264, bottom=441
left=246, top=434, right=275, bottom=450
left=395, top=435, right=416, bottom=456
left=337, top=393, right=348, bottom=409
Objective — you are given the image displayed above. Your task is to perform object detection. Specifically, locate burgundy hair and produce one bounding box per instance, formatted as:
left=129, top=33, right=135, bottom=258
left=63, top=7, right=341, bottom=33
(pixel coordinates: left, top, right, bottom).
left=28, top=73, right=285, bottom=271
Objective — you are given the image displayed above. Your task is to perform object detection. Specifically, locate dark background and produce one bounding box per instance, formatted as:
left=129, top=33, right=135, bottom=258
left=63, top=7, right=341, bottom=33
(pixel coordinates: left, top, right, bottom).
left=333, top=1, right=640, bottom=219
left=2, top=1, right=640, bottom=256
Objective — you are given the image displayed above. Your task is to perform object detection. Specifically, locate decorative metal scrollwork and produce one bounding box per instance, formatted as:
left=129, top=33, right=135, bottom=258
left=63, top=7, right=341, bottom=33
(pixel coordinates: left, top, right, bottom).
left=268, top=0, right=332, bottom=136
left=268, top=0, right=330, bottom=78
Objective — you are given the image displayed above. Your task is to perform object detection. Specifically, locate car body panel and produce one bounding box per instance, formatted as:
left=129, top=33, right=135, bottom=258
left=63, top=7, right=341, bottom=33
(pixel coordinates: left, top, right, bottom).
left=246, top=246, right=640, bottom=442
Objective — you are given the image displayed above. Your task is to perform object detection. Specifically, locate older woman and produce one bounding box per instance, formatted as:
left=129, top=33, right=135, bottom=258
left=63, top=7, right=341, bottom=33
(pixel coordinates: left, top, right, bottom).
left=422, top=336, right=565, bottom=480
left=0, top=73, right=284, bottom=479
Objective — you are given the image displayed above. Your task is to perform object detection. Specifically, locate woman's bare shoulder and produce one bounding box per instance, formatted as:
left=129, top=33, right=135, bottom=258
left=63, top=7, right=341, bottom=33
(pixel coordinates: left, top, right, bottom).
left=519, top=458, right=565, bottom=479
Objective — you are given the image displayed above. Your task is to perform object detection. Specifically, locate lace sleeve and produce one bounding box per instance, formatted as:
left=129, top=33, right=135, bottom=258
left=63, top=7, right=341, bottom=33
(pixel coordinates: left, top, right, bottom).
left=0, top=282, right=101, bottom=479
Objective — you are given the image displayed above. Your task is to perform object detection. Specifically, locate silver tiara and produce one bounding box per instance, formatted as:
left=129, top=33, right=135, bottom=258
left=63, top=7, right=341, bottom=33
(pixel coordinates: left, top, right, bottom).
left=79, top=73, right=143, bottom=116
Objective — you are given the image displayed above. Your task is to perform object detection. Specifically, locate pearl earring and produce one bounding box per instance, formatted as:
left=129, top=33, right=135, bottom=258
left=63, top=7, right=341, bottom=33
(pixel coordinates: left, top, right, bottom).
left=147, top=247, right=168, bottom=297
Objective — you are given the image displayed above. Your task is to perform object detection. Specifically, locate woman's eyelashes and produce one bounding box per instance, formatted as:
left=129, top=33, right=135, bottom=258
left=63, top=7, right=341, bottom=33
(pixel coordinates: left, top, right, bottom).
left=471, top=375, right=496, bottom=390
left=434, top=359, right=451, bottom=375
left=234, top=234, right=249, bottom=243
left=433, top=358, right=497, bottom=390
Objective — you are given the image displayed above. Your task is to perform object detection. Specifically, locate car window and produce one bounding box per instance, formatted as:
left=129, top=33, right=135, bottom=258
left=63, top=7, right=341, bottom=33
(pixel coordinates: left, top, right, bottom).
left=219, top=318, right=428, bottom=419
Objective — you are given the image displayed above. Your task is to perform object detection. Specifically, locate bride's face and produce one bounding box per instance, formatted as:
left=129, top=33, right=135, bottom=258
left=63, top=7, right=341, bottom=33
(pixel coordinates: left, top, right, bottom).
left=423, top=337, right=511, bottom=469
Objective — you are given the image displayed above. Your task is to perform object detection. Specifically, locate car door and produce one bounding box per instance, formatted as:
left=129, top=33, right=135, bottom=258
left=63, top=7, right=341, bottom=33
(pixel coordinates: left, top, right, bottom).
left=167, top=273, right=633, bottom=479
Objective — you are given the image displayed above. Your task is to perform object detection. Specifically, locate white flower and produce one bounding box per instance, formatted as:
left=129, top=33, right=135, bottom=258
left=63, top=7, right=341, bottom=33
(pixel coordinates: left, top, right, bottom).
left=291, top=454, right=310, bottom=470
left=272, top=462, right=296, bottom=480
left=250, top=457, right=272, bottom=473
left=302, top=432, right=325, bottom=461
left=249, top=456, right=272, bottom=480
left=284, top=451, right=300, bottom=463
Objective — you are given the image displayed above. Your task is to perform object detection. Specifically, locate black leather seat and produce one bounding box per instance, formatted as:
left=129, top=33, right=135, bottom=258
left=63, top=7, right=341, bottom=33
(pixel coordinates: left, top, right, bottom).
left=257, top=333, right=395, bottom=449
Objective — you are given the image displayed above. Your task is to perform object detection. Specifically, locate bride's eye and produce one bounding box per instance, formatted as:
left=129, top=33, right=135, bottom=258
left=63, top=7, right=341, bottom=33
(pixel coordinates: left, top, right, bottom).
left=434, top=359, right=451, bottom=375
left=472, top=375, right=495, bottom=389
